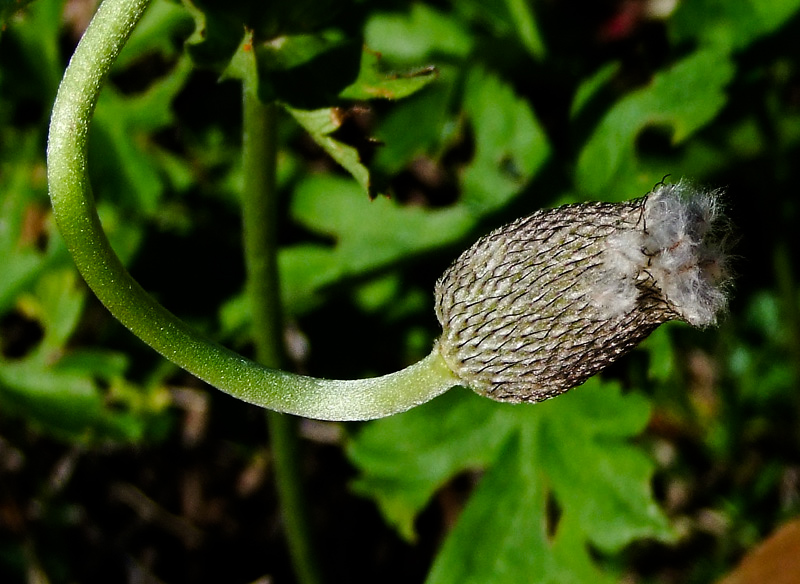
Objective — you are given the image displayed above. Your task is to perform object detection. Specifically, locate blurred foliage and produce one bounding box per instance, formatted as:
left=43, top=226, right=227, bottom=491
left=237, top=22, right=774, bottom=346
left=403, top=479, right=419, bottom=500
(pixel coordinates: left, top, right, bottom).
left=2, top=0, right=800, bottom=582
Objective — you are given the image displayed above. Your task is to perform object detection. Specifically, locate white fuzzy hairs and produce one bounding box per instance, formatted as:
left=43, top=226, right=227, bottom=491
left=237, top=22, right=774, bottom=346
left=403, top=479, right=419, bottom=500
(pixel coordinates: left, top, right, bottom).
left=594, top=181, right=730, bottom=326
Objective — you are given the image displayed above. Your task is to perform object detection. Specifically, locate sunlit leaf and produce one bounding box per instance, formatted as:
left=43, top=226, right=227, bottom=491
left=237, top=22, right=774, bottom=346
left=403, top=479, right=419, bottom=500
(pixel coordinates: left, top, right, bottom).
left=0, top=359, right=106, bottom=439
left=350, top=378, right=673, bottom=580
left=575, top=49, right=734, bottom=198
left=290, top=174, right=473, bottom=272
left=348, top=390, right=515, bottom=541
left=461, top=66, right=550, bottom=212
left=0, top=269, right=156, bottom=442
left=424, top=429, right=549, bottom=584
left=537, top=383, right=674, bottom=552
left=365, top=4, right=474, bottom=63
left=18, top=269, right=85, bottom=358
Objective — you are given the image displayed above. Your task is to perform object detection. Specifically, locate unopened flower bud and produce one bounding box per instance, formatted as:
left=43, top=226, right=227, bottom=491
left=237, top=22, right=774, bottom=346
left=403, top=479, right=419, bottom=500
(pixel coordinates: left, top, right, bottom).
left=434, top=181, right=731, bottom=403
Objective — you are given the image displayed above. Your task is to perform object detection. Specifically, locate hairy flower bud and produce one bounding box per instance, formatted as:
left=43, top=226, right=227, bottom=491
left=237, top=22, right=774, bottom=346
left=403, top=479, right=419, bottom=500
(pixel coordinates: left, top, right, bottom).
left=434, top=182, right=731, bottom=403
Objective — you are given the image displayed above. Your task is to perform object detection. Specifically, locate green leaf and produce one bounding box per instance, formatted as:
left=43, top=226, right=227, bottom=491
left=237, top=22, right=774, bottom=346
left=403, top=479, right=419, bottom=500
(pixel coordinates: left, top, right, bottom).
left=2, top=0, right=62, bottom=96
left=281, top=47, right=436, bottom=194
left=279, top=244, right=343, bottom=314
left=0, top=359, right=105, bottom=439
left=0, top=154, right=48, bottom=313
left=575, top=48, right=735, bottom=198
left=639, top=324, right=678, bottom=383
left=55, top=350, right=129, bottom=381
left=184, top=0, right=353, bottom=71
left=116, top=0, right=193, bottom=68
left=547, top=514, right=618, bottom=584
left=424, top=411, right=618, bottom=584
left=210, top=7, right=437, bottom=108
left=372, top=74, right=456, bottom=174
left=96, top=203, right=146, bottom=266
left=92, top=56, right=193, bottom=214
left=348, top=390, right=516, bottom=541
left=20, top=269, right=85, bottom=359
left=461, top=66, right=550, bottom=212
left=670, top=0, right=800, bottom=52
left=290, top=175, right=474, bottom=272
left=287, top=108, right=372, bottom=194
left=223, top=169, right=476, bottom=325
left=253, top=30, right=362, bottom=108
left=0, top=268, right=153, bottom=442
left=224, top=168, right=476, bottom=323
left=182, top=0, right=246, bottom=71
left=220, top=242, right=344, bottom=333
left=450, top=0, right=544, bottom=59
left=537, top=382, right=674, bottom=552
left=339, top=49, right=437, bottom=101
left=350, top=378, right=673, bottom=580
left=0, top=187, right=156, bottom=442
left=188, top=0, right=364, bottom=108
left=502, top=0, right=546, bottom=60
left=570, top=62, right=621, bottom=119
left=424, top=429, right=549, bottom=584
left=364, top=4, right=474, bottom=63
left=0, top=355, right=157, bottom=443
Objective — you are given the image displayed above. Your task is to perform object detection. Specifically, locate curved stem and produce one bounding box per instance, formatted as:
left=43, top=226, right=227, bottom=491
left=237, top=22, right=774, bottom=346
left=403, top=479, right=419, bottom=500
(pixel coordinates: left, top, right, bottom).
left=242, top=92, right=322, bottom=584
left=46, top=0, right=458, bottom=421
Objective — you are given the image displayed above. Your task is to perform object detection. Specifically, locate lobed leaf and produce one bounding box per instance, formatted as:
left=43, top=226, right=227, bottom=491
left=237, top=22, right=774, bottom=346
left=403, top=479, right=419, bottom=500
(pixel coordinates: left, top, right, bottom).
left=290, top=174, right=474, bottom=274
left=424, top=429, right=549, bottom=584
left=183, top=0, right=350, bottom=70
left=537, top=382, right=675, bottom=552
left=348, top=390, right=515, bottom=541
left=0, top=269, right=158, bottom=442
left=349, top=378, right=673, bottom=579
left=575, top=48, right=735, bottom=198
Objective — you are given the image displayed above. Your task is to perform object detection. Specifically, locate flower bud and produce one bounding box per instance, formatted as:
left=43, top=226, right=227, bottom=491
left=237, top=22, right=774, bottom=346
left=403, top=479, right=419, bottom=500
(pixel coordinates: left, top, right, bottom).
left=434, top=182, right=731, bottom=403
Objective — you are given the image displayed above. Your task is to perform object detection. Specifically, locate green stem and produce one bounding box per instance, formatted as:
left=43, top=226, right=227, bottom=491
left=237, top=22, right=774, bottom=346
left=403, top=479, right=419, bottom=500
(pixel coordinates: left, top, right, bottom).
left=46, top=0, right=458, bottom=421
left=242, top=98, right=282, bottom=368
left=268, top=411, right=320, bottom=584
left=242, top=92, right=321, bottom=584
